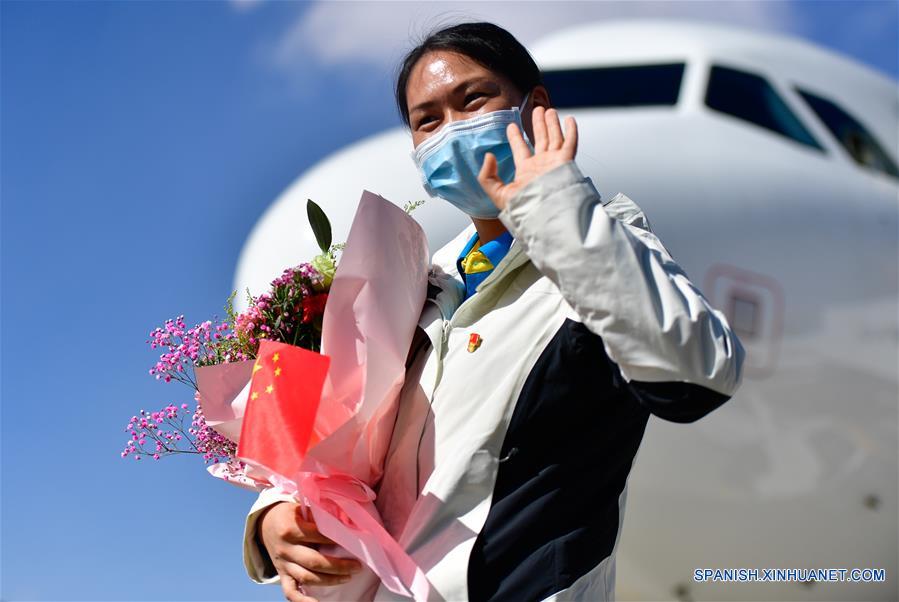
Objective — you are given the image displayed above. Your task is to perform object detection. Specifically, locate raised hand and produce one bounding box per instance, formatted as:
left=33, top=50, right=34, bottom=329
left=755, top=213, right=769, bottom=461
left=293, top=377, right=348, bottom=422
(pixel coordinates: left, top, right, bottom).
left=477, top=106, right=578, bottom=212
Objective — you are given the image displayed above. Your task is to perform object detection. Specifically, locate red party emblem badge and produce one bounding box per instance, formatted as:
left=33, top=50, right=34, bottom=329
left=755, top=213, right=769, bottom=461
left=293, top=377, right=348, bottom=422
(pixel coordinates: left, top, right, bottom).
left=468, top=333, right=483, bottom=352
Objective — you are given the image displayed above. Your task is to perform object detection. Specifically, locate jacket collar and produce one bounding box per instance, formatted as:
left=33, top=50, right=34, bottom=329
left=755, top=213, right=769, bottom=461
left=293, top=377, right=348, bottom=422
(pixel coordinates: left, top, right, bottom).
left=425, top=223, right=531, bottom=321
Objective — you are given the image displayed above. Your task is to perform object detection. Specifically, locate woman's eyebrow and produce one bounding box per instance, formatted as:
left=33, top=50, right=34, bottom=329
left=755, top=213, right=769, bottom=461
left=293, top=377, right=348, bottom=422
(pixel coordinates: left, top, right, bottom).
left=409, top=77, right=497, bottom=115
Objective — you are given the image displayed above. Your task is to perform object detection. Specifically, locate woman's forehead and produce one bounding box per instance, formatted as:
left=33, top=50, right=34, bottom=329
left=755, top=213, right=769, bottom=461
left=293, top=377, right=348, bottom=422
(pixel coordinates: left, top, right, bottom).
left=414, top=50, right=482, bottom=76
left=406, top=51, right=507, bottom=115
left=407, top=51, right=498, bottom=100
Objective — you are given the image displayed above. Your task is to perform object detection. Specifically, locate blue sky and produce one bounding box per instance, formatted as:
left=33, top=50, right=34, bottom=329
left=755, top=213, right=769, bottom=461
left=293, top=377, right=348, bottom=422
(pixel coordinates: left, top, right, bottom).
left=1, top=1, right=896, bottom=600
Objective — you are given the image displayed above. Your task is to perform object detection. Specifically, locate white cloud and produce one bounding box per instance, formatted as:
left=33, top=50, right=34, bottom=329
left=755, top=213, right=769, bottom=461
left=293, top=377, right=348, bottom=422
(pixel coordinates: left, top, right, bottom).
left=229, top=0, right=264, bottom=13
left=268, top=0, right=799, bottom=72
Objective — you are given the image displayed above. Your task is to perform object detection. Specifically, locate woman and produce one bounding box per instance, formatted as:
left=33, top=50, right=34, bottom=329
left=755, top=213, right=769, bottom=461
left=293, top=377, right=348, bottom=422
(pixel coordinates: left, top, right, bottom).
left=244, top=21, right=744, bottom=602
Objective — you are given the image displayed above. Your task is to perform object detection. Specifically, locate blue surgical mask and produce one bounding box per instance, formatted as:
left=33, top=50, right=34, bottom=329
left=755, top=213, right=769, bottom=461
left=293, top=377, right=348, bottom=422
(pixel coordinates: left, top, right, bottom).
left=410, top=92, right=533, bottom=219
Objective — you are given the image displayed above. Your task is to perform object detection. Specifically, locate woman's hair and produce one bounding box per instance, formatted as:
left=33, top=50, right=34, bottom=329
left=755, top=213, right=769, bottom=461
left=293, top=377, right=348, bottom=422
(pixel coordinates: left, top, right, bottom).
left=394, top=21, right=544, bottom=129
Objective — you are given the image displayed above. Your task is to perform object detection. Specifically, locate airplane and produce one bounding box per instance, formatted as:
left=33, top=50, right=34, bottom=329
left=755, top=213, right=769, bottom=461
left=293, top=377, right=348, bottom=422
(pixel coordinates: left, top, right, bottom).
left=233, top=19, right=898, bottom=602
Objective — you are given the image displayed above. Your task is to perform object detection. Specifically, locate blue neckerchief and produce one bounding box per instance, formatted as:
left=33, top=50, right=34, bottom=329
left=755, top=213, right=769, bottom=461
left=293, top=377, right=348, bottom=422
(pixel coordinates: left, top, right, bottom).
left=456, top=230, right=514, bottom=300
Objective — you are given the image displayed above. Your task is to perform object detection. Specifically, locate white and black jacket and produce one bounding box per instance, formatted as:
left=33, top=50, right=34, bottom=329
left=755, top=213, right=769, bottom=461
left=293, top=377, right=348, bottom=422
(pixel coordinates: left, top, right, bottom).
left=242, top=160, right=745, bottom=601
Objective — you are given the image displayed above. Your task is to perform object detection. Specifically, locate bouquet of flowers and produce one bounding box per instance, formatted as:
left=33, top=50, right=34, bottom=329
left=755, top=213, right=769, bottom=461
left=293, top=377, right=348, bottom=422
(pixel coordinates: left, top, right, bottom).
left=121, top=199, right=337, bottom=483
left=121, top=193, right=432, bottom=601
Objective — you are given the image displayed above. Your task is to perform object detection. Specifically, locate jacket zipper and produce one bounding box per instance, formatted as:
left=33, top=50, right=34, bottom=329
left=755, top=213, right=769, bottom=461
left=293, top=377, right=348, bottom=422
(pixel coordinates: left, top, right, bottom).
left=428, top=241, right=526, bottom=390
left=414, top=247, right=524, bottom=493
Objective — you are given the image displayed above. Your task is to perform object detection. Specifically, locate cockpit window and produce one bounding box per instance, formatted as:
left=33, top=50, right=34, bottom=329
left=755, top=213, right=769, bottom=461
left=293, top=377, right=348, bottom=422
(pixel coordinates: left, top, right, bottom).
left=795, top=88, right=899, bottom=179
left=705, top=65, right=823, bottom=151
left=541, top=63, right=684, bottom=108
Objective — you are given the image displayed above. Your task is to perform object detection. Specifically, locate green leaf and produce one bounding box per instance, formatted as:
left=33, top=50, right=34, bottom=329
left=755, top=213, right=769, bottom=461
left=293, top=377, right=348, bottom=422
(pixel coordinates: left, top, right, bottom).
left=306, top=199, right=332, bottom=253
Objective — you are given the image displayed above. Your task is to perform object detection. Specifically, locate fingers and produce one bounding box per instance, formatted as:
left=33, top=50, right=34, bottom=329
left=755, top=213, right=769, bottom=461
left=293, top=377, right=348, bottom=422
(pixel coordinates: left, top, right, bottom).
left=532, top=105, right=548, bottom=152
left=506, top=122, right=533, bottom=165
left=283, top=516, right=337, bottom=546
left=275, top=543, right=363, bottom=575
left=477, top=152, right=503, bottom=205
left=275, top=548, right=363, bottom=599
left=293, top=547, right=364, bottom=576
left=279, top=573, right=318, bottom=602
left=530, top=107, right=577, bottom=159
left=563, top=115, right=578, bottom=158
left=261, top=503, right=335, bottom=547
left=283, top=560, right=355, bottom=586
left=545, top=108, right=563, bottom=149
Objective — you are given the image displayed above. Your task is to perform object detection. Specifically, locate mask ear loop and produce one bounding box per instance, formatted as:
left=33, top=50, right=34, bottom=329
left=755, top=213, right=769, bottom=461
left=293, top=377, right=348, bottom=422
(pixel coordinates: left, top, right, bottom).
left=518, top=90, right=531, bottom=113
left=514, top=90, right=535, bottom=151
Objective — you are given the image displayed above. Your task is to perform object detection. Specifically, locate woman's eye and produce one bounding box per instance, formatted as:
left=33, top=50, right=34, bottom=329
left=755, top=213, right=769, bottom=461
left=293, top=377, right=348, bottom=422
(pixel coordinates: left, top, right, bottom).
left=465, top=92, right=485, bottom=105
left=416, top=116, right=435, bottom=129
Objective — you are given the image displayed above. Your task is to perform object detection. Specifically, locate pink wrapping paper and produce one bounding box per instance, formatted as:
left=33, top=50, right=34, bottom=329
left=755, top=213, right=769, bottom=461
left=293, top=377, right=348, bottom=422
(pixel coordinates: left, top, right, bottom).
left=195, top=360, right=252, bottom=444
left=197, top=190, right=431, bottom=600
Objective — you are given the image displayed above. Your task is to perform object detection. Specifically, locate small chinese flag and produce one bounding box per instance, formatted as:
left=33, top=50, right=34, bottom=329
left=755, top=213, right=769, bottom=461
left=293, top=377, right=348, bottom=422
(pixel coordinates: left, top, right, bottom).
left=237, top=340, right=331, bottom=478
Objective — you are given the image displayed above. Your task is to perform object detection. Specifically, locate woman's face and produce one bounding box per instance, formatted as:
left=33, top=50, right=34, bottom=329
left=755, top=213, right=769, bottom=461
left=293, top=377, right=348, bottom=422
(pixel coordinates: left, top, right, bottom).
left=406, top=50, right=532, bottom=150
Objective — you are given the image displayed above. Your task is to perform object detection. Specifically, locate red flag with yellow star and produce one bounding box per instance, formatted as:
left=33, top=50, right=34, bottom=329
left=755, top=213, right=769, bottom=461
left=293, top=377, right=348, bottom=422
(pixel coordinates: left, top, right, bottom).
left=236, top=340, right=331, bottom=478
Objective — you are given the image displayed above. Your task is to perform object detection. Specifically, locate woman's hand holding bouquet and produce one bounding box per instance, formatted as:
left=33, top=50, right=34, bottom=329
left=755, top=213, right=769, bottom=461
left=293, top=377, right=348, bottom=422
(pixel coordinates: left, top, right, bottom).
left=259, top=501, right=364, bottom=601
